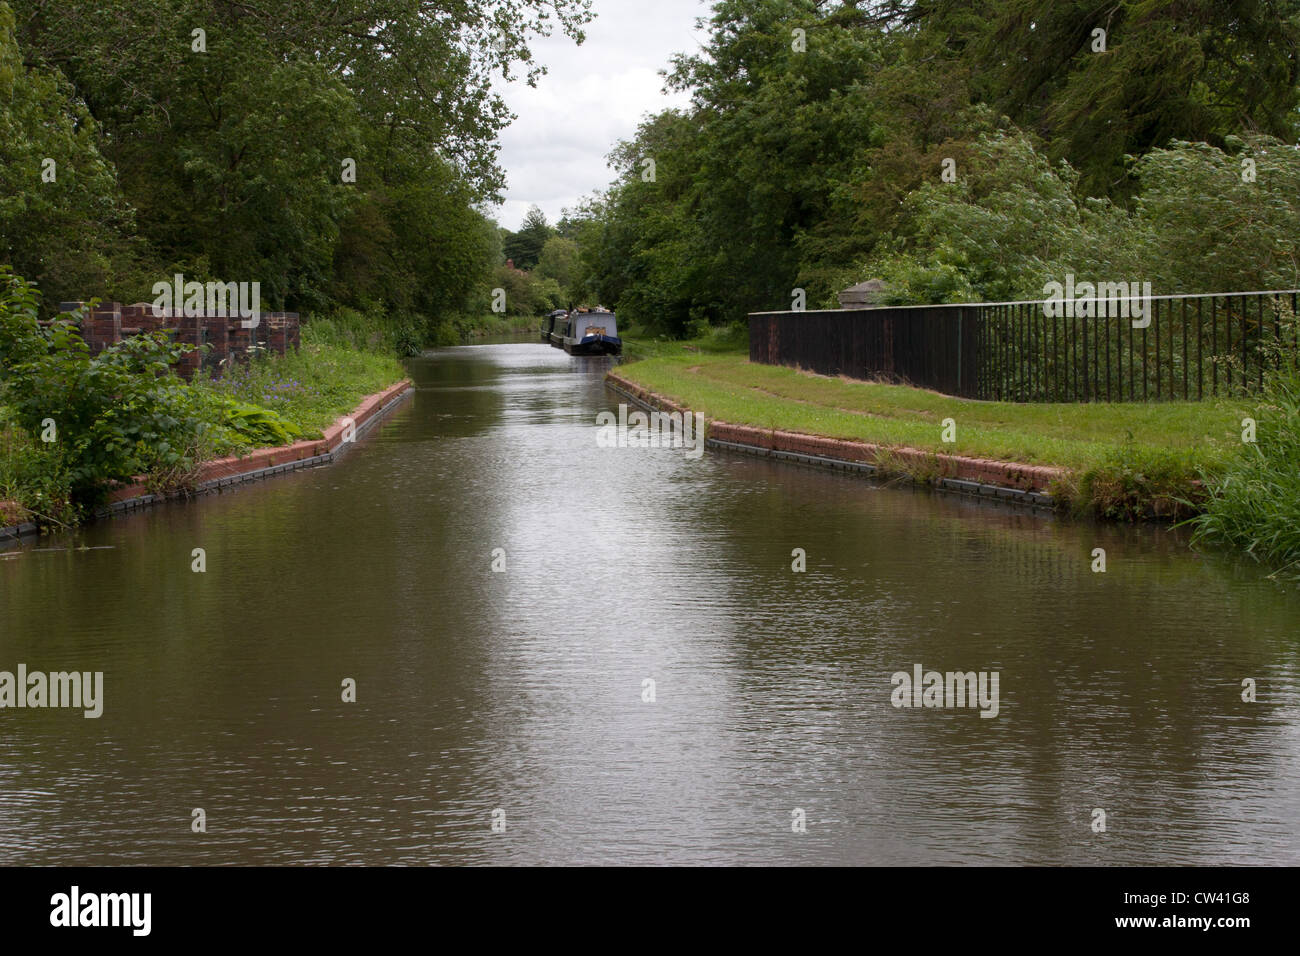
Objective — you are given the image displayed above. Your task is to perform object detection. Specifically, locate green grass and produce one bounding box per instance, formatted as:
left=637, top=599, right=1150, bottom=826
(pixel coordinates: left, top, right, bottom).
left=193, top=330, right=406, bottom=444
left=462, top=312, right=541, bottom=338
left=614, top=344, right=1244, bottom=516
left=621, top=322, right=749, bottom=361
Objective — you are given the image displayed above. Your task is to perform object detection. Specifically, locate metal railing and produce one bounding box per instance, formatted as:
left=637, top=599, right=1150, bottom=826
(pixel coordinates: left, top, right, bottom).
left=749, top=290, right=1300, bottom=402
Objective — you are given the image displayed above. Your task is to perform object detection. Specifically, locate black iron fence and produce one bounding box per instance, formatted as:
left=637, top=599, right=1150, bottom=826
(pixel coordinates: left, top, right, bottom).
left=749, top=290, right=1300, bottom=402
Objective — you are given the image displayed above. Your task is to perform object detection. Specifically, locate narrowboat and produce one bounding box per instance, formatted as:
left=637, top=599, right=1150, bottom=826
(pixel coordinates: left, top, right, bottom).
left=541, top=309, right=567, bottom=342
left=545, top=308, right=622, bottom=356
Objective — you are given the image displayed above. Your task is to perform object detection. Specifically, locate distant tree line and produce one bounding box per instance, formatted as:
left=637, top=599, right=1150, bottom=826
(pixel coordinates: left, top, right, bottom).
left=492, top=204, right=593, bottom=316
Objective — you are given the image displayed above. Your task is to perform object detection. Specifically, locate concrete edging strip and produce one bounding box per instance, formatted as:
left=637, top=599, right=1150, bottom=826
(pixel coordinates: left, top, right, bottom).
left=0, top=519, right=40, bottom=544
left=605, top=371, right=1059, bottom=512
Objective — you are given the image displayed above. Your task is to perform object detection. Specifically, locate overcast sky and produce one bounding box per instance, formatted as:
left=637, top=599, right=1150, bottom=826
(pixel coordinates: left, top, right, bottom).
left=493, top=0, right=710, bottom=231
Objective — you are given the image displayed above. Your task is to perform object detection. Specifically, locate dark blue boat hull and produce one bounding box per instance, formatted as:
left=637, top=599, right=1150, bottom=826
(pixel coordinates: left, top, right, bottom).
left=565, top=334, right=622, bottom=356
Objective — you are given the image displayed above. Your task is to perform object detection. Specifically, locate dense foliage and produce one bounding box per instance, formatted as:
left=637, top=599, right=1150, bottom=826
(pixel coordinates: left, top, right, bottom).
left=0, top=0, right=594, bottom=334
left=1188, top=317, right=1300, bottom=577
left=0, top=267, right=210, bottom=510
left=0, top=266, right=404, bottom=524
left=569, top=0, right=1300, bottom=334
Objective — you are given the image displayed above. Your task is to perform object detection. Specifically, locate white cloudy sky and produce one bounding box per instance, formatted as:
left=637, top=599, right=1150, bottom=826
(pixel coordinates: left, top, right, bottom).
left=493, top=0, right=710, bottom=230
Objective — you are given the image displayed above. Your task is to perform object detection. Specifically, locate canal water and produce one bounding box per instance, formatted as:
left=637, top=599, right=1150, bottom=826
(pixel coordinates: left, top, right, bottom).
left=2, top=342, right=1298, bottom=865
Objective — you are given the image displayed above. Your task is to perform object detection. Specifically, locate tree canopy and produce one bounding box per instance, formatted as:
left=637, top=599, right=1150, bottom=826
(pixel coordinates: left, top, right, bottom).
left=1, top=0, right=593, bottom=330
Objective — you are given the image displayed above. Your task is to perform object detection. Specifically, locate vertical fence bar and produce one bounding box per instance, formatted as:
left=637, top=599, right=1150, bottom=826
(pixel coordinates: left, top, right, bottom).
left=1049, top=302, right=1054, bottom=401
left=982, top=304, right=993, bottom=398
left=1033, top=304, right=1040, bottom=401
left=1259, top=294, right=1265, bottom=390
left=1022, top=303, right=1029, bottom=401
left=1024, top=303, right=1031, bottom=401
left=1082, top=303, right=1090, bottom=402
left=1002, top=305, right=1008, bottom=400
left=1041, top=302, right=1049, bottom=401
left=998, top=305, right=1005, bottom=401
left=1069, top=310, right=1076, bottom=401
left=1045, top=303, right=1055, bottom=400
left=1103, top=311, right=1111, bottom=401
left=1128, top=317, right=1135, bottom=402
left=1217, top=296, right=1224, bottom=396
left=1005, top=304, right=1011, bottom=402
left=1272, top=293, right=1280, bottom=374
left=1026, top=302, right=1032, bottom=401
left=1113, top=309, right=1121, bottom=402
left=1196, top=298, right=1203, bottom=400
left=994, top=305, right=1001, bottom=401
left=1182, top=298, right=1189, bottom=401
left=1008, top=303, right=1019, bottom=400
left=1014, top=303, right=1021, bottom=401
left=1154, top=297, right=1161, bottom=400
left=1007, top=304, right=1014, bottom=401
left=1093, top=302, right=1100, bottom=402
left=1141, top=320, right=1148, bottom=402
left=980, top=306, right=988, bottom=399
left=1241, top=296, right=1248, bottom=394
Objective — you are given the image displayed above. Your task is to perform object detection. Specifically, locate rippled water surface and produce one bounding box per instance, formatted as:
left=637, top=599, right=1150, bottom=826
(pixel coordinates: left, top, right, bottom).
left=2, top=342, right=1298, bottom=864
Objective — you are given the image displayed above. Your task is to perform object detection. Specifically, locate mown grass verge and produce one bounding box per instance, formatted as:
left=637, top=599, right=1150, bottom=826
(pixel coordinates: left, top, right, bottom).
left=613, top=341, right=1244, bottom=519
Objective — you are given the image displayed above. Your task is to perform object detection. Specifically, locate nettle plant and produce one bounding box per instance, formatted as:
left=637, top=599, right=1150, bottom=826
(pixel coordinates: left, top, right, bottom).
left=0, top=267, right=211, bottom=503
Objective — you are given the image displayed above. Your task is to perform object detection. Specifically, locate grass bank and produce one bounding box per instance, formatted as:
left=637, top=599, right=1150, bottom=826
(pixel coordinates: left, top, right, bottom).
left=461, top=313, right=540, bottom=339
left=614, top=333, right=1245, bottom=519
left=193, top=329, right=405, bottom=447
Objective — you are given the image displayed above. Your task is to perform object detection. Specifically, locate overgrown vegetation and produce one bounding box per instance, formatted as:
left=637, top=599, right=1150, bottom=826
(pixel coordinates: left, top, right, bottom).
left=1186, top=325, right=1300, bottom=577
left=0, top=268, right=404, bottom=529
left=0, top=268, right=210, bottom=511
left=194, top=327, right=404, bottom=440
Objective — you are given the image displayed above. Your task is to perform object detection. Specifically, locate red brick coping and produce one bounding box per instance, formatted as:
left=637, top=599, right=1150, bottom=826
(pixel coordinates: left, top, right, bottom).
left=605, top=371, right=1066, bottom=495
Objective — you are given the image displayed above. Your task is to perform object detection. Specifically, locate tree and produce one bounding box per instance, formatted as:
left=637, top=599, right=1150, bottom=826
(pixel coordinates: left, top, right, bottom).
left=0, top=1, right=128, bottom=308
left=534, top=236, right=579, bottom=301
left=502, top=206, right=555, bottom=270
left=905, top=0, right=1300, bottom=195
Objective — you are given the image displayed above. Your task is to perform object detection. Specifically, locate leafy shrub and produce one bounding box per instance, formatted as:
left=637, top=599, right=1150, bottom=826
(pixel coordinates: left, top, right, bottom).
left=1, top=267, right=211, bottom=503
left=212, top=397, right=303, bottom=449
